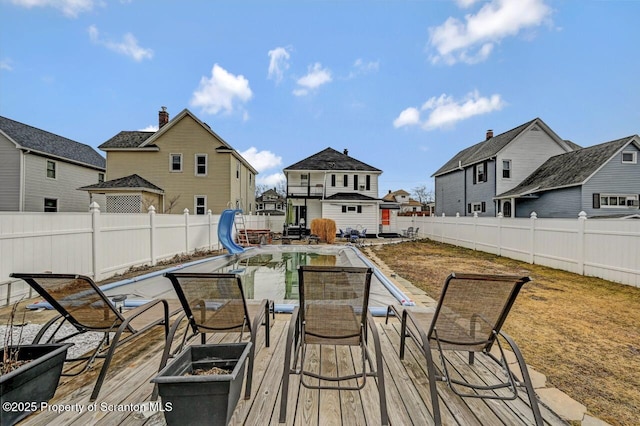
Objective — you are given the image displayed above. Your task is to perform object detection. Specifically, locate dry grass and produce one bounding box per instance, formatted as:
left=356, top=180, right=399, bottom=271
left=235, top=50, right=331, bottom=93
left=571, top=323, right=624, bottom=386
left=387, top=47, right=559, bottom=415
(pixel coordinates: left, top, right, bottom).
left=372, top=239, right=640, bottom=426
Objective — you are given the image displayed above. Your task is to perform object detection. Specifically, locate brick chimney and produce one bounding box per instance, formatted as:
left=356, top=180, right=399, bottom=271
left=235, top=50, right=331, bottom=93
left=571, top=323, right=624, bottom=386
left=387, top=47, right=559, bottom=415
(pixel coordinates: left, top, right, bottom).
left=343, top=148, right=349, bottom=156
left=486, top=129, right=493, bottom=140
left=159, top=106, right=169, bottom=128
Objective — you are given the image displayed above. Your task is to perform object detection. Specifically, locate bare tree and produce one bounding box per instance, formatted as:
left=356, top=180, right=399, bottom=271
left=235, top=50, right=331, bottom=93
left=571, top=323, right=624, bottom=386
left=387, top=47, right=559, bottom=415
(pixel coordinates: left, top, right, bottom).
left=164, top=195, right=181, bottom=214
left=412, top=185, right=434, bottom=206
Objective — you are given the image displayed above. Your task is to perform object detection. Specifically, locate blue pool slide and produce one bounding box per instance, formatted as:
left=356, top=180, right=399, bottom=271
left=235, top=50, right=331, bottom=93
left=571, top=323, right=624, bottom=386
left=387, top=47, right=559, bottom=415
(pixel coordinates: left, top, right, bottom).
left=218, top=209, right=245, bottom=254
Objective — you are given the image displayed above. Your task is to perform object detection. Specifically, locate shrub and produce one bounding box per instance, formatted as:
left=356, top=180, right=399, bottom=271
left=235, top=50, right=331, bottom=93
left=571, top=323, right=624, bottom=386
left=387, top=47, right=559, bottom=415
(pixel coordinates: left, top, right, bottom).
left=310, top=218, right=336, bottom=244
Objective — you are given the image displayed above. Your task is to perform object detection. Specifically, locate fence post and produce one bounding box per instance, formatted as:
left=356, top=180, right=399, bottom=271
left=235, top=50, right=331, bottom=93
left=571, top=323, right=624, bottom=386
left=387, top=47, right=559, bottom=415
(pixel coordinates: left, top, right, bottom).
left=441, top=213, right=445, bottom=243
left=184, top=208, right=190, bottom=254
left=577, top=211, right=587, bottom=275
left=529, top=211, right=537, bottom=264
left=208, top=209, right=213, bottom=251
left=90, top=202, right=102, bottom=281
left=497, top=212, right=503, bottom=256
left=473, top=212, right=478, bottom=250
left=148, top=206, right=157, bottom=266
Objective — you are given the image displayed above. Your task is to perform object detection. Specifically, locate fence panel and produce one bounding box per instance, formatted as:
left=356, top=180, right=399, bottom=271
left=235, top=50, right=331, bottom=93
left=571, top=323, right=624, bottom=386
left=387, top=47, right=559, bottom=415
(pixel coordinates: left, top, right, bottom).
left=99, top=213, right=152, bottom=276
left=584, top=220, right=640, bottom=287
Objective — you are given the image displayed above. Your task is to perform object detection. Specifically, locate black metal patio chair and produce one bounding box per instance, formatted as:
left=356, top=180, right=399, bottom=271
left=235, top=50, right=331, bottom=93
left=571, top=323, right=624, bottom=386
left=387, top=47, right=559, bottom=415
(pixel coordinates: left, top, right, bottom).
left=158, top=272, right=273, bottom=400
left=279, top=266, right=388, bottom=425
left=386, top=273, right=543, bottom=426
left=9, top=272, right=171, bottom=402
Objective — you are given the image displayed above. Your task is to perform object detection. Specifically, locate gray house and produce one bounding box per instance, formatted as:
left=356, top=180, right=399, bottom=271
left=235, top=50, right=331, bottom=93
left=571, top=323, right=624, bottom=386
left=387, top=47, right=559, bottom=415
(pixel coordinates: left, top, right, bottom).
left=432, top=118, right=579, bottom=217
left=0, top=116, right=106, bottom=212
left=495, top=135, right=640, bottom=218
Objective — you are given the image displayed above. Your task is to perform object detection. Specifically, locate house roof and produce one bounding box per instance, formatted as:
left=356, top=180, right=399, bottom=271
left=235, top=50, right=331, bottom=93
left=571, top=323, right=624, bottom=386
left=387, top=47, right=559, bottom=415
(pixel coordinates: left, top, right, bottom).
left=0, top=115, right=106, bottom=170
left=99, top=131, right=155, bottom=149
left=324, top=192, right=380, bottom=201
left=98, top=108, right=258, bottom=174
left=496, top=135, right=639, bottom=199
left=257, top=188, right=285, bottom=202
left=79, top=173, right=164, bottom=194
left=432, top=118, right=576, bottom=177
left=283, top=147, right=381, bottom=172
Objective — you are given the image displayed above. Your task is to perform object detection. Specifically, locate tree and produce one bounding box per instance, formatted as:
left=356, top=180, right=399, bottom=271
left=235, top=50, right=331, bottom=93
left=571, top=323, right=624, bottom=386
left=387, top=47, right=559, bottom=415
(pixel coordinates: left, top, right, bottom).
left=412, top=185, right=434, bottom=206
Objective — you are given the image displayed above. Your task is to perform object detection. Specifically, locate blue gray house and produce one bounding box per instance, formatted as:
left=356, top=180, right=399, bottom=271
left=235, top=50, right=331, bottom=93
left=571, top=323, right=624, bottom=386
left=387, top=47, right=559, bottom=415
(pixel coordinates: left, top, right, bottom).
left=495, top=135, right=640, bottom=218
left=0, top=116, right=106, bottom=212
left=432, top=118, right=579, bottom=217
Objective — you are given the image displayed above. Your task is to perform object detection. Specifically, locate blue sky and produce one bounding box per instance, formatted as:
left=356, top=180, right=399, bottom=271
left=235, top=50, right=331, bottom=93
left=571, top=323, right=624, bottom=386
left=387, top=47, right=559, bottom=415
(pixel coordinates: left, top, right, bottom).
left=1, top=0, right=639, bottom=196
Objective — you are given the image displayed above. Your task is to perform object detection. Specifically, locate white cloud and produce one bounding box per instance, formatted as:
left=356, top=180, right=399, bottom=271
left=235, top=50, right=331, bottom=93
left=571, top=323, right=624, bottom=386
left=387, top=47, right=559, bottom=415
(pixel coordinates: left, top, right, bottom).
left=428, top=0, right=551, bottom=65
left=257, top=172, right=286, bottom=187
left=267, top=47, right=291, bottom=84
left=393, top=107, right=421, bottom=128
left=190, top=64, right=253, bottom=116
left=240, top=147, right=282, bottom=173
left=139, top=125, right=158, bottom=132
left=88, top=25, right=153, bottom=62
left=393, top=90, right=505, bottom=130
left=0, top=58, right=13, bottom=71
left=293, top=63, right=332, bottom=96
left=10, top=0, right=95, bottom=17
left=348, top=58, right=379, bottom=78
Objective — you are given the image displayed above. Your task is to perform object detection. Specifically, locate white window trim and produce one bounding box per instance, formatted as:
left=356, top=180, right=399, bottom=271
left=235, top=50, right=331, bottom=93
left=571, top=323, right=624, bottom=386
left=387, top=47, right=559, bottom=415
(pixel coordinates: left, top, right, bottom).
left=600, top=194, right=639, bottom=208
left=472, top=202, right=482, bottom=212
left=621, top=151, right=637, bottom=164
left=46, top=160, right=57, bottom=180
left=194, top=195, right=207, bottom=215
left=98, top=172, right=105, bottom=183
left=475, top=163, right=485, bottom=183
left=502, top=160, right=512, bottom=179
left=170, top=153, right=183, bottom=173
left=195, top=154, right=208, bottom=176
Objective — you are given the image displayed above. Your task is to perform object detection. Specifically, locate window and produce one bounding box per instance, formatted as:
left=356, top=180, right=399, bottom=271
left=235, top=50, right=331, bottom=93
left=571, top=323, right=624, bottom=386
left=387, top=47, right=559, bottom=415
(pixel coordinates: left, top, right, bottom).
left=195, top=154, right=207, bottom=176
left=474, top=162, right=486, bottom=183
left=195, top=196, right=206, bottom=215
left=622, top=152, right=637, bottom=164
left=353, top=175, right=359, bottom=190
left=331, top=174, right=336, bottom=187
left=502, top=160, right=511, bottom=179
left=236, top=162, right=240, bottom=179
left=599, top=194, right=639, bottom=208
left=44, top=198, right=57, bottom=212
left=46, top=160, right=56, bottom=179
left=366, top=175, right=371, bottom=190
left=343, top=175, right=348, bottom=187
left=468, top=202, right=486, bottom=214
left=98, top=173, right=105, bottom=183
left=170, top=154, right=182, bottom=172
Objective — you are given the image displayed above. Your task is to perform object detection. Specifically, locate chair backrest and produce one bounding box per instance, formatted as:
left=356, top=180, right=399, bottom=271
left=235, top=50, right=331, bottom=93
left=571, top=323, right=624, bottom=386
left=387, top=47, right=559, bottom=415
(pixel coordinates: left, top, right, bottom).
left=428, top=273, right=531, bottom=352
left=10, top=273, right=127, bottom=331
left=298, top=266, right=372, bottom=346
left=164, top=273, right=251, bottom=334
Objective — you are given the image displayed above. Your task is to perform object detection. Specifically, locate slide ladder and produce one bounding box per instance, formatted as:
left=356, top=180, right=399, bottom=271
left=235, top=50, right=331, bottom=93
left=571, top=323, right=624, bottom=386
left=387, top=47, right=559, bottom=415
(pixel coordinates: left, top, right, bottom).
left=218, top=209, right=245, bottom=254
left=234, top=212, right=250, bottom=246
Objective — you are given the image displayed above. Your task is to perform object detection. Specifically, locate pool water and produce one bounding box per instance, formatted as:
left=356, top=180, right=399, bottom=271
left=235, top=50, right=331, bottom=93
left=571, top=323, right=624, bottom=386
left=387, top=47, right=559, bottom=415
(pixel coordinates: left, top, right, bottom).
left=101, top=245, right=412, bottom=315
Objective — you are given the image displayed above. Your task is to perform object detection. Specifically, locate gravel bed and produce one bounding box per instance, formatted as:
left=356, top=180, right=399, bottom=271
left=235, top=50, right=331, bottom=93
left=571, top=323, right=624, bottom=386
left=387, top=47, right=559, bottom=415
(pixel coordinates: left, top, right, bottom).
left=1, top=322, right=105, bottom=359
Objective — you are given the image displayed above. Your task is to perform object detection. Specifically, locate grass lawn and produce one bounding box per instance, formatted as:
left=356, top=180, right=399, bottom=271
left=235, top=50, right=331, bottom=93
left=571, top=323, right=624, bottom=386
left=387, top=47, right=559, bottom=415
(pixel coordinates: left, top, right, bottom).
left=372, top=239, right=640, bottom=426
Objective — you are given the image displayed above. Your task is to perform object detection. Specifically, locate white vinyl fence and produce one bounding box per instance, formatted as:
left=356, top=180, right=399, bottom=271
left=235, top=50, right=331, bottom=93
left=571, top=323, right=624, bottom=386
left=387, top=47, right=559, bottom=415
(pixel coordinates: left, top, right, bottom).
left=397, top=212, right=640, bottom=288
left=0, top=203, right=285, bottom=306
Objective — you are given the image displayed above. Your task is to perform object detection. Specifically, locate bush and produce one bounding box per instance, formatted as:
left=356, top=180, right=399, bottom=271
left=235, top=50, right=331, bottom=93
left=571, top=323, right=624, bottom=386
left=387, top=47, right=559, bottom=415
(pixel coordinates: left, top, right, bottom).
left=310, top=218, right=337, bottom=244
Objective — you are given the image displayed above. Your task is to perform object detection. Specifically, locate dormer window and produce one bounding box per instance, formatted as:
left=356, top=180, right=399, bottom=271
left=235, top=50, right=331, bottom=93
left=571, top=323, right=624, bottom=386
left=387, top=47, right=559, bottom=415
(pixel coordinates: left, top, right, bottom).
left=622, top=152, right=637, bottom=164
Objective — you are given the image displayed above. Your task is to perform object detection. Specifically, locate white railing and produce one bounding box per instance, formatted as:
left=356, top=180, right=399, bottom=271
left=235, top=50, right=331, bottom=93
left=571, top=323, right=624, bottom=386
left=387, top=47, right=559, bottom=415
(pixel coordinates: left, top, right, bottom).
left=0, top=204, right=285, bottom=306
left=397, top=212, right=640, bottom=288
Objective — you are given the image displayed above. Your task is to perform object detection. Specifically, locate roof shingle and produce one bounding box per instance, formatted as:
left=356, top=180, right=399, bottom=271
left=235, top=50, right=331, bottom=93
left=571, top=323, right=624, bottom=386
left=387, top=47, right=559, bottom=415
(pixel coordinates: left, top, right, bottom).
left=284, top=147, right=381, bottom=172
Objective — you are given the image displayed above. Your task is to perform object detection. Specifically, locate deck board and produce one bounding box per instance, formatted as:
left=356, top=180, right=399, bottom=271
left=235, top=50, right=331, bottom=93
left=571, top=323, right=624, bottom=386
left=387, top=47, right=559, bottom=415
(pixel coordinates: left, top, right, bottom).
left=17, top=315, right=568, bottom=426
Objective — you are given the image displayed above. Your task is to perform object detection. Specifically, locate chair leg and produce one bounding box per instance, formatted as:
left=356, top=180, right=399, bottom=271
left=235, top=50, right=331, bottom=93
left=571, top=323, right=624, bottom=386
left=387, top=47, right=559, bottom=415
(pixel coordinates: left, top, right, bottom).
left=367, top=315, right=388, bottom=426
left=500, top=332, right=544, bottom=426
left=90, top=323, right=128, bottom=401
left=152, top=313, right=186, bottom=401
left=244, top=330, right=257, bottom=400
left=279, top=307, right=299, bottom=423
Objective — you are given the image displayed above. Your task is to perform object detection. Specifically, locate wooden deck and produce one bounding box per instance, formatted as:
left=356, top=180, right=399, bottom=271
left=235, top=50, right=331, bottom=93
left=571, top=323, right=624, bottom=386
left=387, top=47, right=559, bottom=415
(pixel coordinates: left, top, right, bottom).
left=19, top=314, right=567, bottom=426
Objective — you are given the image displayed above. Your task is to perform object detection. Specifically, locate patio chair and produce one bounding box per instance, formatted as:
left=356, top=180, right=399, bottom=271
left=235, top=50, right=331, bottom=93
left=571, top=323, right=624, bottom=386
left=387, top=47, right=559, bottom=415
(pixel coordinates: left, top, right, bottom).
left=9, top=272, right=171, bottom=402
left=158, top=272, right=273, bottom=400
left=386, top=273, right=543, bottom=426
left=279, top=266, right=388, bottom=425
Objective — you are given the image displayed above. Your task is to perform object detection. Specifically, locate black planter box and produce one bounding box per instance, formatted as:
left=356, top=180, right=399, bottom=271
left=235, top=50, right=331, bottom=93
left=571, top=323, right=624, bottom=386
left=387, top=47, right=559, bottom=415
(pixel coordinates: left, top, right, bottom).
left=1, top=343, right=73, bottom=426
left=151, top=342, right=251, bottom=426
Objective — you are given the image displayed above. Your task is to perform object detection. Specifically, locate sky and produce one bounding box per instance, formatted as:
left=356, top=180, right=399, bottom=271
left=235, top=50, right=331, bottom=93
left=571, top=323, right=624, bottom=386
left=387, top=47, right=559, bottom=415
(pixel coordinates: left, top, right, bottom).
left=1, top=0, right=639, bottom=198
